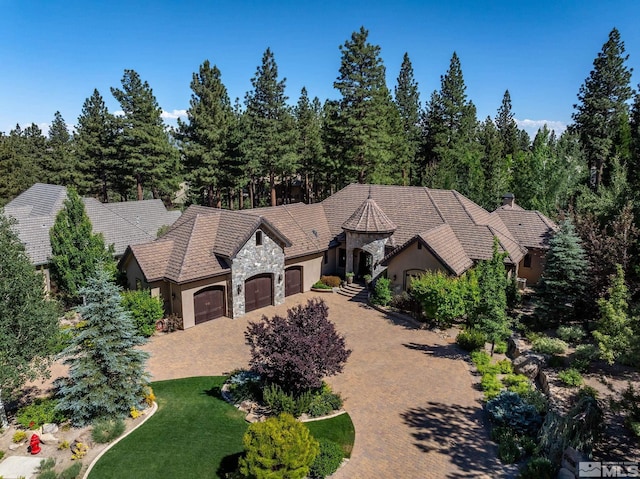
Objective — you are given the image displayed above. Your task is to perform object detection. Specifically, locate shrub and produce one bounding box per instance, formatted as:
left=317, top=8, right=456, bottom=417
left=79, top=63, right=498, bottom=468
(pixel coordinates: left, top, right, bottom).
left=37, top=458, right=57, bottom=479
left=370, top=277, right=392, bottom=306
left=0, top=449, right=4, bottom=460
left=518, top=457, right=555, bottom=479
left=471, top=350, right=491, bottom=370
left=59, top=462, right=82, bottom=479
left=503, top=374, right=533, bottom=395
left=12, top=430, right=27, bottom=443
left=58, top=440, right=70, bottom=450
left=497, top=359, right=513, bottom=374
left=497, top=434, right=521, bottom=464
left=390, top=291, right=413, bottom=311
left=307, top=385, right=343, bottom=418
left=494, top=341, right=507, bottom=354
left=486, top=390, right=542, bottom=436
left=548, top=355, right=566, bottom=368
left=520, top=388, right=548, bottom=415
left=558, top=368, right=583, bottom=387
left=91, top=418, right=125, bottom=443
left=164, top=313, right=183, bottom=332
left=239, top=413, right=319, bottom=479
left=481, top=374, right=504, bottom=400
left=228, top=370, right=263, bottom=403
left=263, top=383, right=296, bottom=416
left=312, top=281, right=332, bottom=290
left=531, top=337, right=567, bottom=355
left=410, top=271, right=467, bottom=327
left=16, top=397, right=65, bottom=429
left=120, top=289, right=164, bottom=337
left=71, top=441, right=88, bottom=460
left=574, top=344, right=600, bottom=363
left=142, top=386, right=156, bottom=407
left=320, top=276, right=341, bottom=288
left=245, top=298, right=351, bottom=394
left=556, top=325, right=586, bottom=344
left=309, top=439, right=343, bottom=478
left=457, top=329, right=487, bottom=352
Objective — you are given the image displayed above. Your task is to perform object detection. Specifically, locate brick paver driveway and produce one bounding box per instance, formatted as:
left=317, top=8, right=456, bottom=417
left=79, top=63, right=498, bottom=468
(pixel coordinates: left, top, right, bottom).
left=144, top=291, right=516, bottom=479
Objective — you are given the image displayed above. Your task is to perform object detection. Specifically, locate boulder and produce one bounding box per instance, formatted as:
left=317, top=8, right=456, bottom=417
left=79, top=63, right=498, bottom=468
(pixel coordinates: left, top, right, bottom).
left=42, top=423, right=59, bottom=434
left=245, top=412, right=265, bottom=423
left=539, top=369, right=551, bottom=395
left=40, top=433, right=59, bottom=445
left=506, top=335, right=523, bottom=359
left=557, top=467, right=575, bottom=479
left=8, top=442, right=22, bottom=451
left=512, top=353, right=546, bottom=379
left=239, top=400, right=254, bottom=413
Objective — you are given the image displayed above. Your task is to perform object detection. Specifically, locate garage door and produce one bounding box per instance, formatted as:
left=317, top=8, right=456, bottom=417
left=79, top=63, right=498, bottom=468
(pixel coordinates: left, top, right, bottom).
left=245, top=274, right=273, bottom=313
left=194, top=286, right=225, bottom=325
left=285, top=267, right=302, bottom=296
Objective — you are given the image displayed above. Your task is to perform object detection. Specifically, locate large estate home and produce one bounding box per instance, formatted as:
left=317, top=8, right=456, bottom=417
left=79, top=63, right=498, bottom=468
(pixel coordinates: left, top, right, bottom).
left=121, top=184, right=557, bottom=329
left=4, top=183, right=181, bottom=291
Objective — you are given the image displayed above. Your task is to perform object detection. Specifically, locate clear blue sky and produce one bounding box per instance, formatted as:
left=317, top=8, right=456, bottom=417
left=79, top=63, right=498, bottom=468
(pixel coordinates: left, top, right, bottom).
left=2, top=0, right=640, bottom=138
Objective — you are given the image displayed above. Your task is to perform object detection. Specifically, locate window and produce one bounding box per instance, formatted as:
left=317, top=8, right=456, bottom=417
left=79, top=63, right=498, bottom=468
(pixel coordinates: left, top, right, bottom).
left=338, top=248, right=346, bottom=267
left=523, top=254, right=532, bottom=268
left=256, top=230, right=263, bottom=246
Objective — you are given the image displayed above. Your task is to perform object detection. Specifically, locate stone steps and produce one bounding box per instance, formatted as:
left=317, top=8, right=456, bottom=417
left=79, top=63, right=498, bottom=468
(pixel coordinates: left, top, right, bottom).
left=337, top=283, right=368, bottom=302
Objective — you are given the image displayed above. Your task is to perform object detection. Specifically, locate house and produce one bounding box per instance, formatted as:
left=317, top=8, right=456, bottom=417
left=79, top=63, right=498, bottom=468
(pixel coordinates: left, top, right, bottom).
left=121, top=184, right=556, bottom=329
left=3, top=183, right=182, bottom=290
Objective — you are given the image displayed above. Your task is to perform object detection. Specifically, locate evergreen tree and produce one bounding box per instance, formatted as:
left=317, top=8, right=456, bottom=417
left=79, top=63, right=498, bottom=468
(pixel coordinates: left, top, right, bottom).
left=222, top=98, right=250, bottom=209
left=470, top=238, right=510, bottom=354
left=572, top=28, right=633, bottom=189
left=630, top=88, right=640, bottom=195
left=56, top=267, right=149, bottom=426
left=495, top=90, right=520, bottom=159
left=243, top=48, right=299, bottom=206
left=49, top=188, right=114, bottom=302
left=74, top=90, right=118, bottom=202
left=176, top=60, right=233, bottom=207
left=332, top=27, right=405, bottom=185
left=0, top=124, right=47, bottom=203
left=111, top=69, right=180, bottom=201
left=537, top=219, right=589, bottom=325
left=43, top=111, right=76, bottom=187
left=394, top=52, right=421, bottom=185
left=295, top=88, right=325, bottom=203
left=593, top=264, right=636, bottom=365
left=0, top=213, right=59, bottom=428
left=478, top=116, right=510, bottom=209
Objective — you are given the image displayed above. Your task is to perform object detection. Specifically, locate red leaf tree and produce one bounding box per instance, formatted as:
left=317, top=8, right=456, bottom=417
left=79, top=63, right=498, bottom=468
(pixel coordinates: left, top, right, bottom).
left=245, top=298, right=351, bottom=394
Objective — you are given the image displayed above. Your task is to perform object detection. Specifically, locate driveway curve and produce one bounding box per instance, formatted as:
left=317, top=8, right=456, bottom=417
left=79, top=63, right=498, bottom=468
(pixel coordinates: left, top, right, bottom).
left=143, top=291, right=514, bottom=479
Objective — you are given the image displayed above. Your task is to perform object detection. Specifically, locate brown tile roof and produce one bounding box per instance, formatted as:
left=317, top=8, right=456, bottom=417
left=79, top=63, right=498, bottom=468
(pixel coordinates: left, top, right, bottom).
left=493, top=205, right=557, bottom=249
left=342, top=198, right=397, bottom=233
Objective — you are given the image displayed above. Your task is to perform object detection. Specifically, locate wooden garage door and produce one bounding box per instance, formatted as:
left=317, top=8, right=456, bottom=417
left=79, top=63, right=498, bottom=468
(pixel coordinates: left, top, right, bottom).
left=194, top=286, right=225, bottom=325
left=285, top=267, right=302, bottom=296
left=245, top=274, right=273, bottom=313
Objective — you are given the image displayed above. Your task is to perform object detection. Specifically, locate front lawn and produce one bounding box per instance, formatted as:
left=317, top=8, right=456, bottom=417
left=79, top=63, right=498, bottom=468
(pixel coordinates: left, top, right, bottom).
left=88, top=376, right=354, bottom=479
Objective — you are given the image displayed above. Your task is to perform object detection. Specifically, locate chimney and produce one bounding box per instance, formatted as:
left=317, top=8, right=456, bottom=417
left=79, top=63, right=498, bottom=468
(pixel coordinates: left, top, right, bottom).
left=502, top=193, right=515, bottom=208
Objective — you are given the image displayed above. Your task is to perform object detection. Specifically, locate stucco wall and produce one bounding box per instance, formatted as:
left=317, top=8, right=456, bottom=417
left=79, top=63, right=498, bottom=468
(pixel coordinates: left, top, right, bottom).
left=231, top=229, right=286, bottom=318
left=286, top=253, right=323, bottom=291
left=321, top=248, right=337, bottom=276
left=122, top=254, right=149, bottom=291
left=178, top=276, right=230, bottom=329
left=386, top=242, right=448, bottom=293
left=518, top=248, right=546, bottom=286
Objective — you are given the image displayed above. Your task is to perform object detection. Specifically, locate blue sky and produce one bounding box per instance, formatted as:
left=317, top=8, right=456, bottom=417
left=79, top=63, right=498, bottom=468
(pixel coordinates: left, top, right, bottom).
left=3, top=0, right=640, bottom=138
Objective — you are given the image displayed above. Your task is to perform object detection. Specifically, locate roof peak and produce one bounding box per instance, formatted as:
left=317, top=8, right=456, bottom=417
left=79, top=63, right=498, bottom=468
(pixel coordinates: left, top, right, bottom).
left=342, top=196, right=397, bottom=234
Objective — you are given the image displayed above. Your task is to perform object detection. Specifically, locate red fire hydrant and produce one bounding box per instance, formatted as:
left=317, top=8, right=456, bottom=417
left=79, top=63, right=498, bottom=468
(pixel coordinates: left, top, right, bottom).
left=30, top=433, right=41, bottom=455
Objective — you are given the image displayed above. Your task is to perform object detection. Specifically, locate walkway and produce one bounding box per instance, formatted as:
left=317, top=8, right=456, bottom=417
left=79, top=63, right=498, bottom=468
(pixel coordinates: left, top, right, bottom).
left=144, top=290, right=516, bottom=478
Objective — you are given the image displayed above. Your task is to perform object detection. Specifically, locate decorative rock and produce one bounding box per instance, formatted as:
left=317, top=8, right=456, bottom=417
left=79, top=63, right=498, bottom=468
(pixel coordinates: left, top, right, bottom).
left=506, top=335, right=522, bottom=359
left=239, top=400, right=254, bottom=413
left=39, top=433, right=59, bottom=445
left=512, top=353, right=546, bottom=379
left=42, top=423, right=59, bottom=434
left=557, top=467, right=575, bottom=479
left=245, top=412, right=265, bottom=423
left=8, top=442, right=22, bottom=450
left=539, top=369, right=551, bottom=395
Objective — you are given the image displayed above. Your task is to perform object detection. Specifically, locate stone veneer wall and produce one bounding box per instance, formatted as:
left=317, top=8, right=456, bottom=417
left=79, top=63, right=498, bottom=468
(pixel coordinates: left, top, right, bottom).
left=345, top=231, right=391, bottom=279
left=231, top=229, right=285, bottom=318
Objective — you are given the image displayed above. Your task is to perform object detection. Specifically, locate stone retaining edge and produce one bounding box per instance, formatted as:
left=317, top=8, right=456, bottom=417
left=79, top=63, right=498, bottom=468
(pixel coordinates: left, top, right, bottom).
left=82, top=401, right=158, bottom=479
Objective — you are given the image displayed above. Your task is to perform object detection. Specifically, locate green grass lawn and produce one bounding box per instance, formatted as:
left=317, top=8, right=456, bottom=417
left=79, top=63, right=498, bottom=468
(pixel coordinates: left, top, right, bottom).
left=88, top=376, right=355, bottom=479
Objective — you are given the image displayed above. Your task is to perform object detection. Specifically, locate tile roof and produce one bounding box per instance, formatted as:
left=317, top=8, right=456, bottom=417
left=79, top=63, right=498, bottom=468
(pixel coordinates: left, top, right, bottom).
left=493, top=205, right=557, bottom=249
left=419, top=225, right=474, bottom=275
left=342, top=198, right=397, bottom=233
left=3, top=183, right=181, bottom=265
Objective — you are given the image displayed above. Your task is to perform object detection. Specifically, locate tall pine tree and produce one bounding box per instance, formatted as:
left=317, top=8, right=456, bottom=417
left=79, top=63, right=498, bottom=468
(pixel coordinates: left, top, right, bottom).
left=295, top=87, right=325, bottom=203
left=394, top=53, right=421, bottom=186
left=44, top=111, right=76, bottom=187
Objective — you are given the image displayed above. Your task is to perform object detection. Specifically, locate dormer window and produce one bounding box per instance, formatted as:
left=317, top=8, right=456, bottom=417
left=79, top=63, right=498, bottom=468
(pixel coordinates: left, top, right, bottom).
left=256, top=231, right=263, bottom=246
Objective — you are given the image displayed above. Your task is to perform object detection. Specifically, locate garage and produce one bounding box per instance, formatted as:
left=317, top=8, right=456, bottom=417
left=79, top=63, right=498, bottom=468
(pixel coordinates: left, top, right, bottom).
left=245, top=274, right=273, bottom=313
left=194, top=286, right=226, bottom=324
left=285, top=266, right=302, bottom=296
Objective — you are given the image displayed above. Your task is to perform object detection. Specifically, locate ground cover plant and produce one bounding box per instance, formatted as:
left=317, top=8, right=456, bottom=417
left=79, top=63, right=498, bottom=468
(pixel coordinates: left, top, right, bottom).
left=88, top=377, right=355, bottom=479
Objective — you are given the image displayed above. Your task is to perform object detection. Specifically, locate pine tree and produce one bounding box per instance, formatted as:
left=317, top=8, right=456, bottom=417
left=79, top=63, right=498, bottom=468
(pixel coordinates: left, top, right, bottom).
left=0, top=124, right=47, bottom=202
left=478, top=116, right=510, bottom=209
left=111, top=69, right=180, bottom=201
left=295, top=88, right=325, bottom=203
left=572, top=28, right=633, bottom=189
left=537, top=219, right=589, bottom=325
left=42, top=111, right=76, bottom=187
left=630, top=89, right=640, bottom=194
left=0, top=213, right=59, bottom=428
left=176, top=60, right=233, bottom=207
left=244, top=48, right=299, bottom=207
left=74, top=90, right=118, bottom=202
left=394, top=53, right=421, bottom=185
left=495, top=90, right=520, bottom=159
left=56, top=266, right=150, bottom=426
left=49, top=188, right=114, bottom=302
left=332, top=27, right=405, bottom=185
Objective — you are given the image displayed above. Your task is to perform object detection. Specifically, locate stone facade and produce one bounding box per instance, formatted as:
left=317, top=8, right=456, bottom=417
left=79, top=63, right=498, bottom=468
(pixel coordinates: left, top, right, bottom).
left=345, top=231, right=391, bottom=279
left=231, top=229, right=286, bottom=318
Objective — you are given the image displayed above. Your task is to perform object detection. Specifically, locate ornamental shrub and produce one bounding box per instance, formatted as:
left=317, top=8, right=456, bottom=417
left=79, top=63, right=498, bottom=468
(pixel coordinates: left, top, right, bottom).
left=309, top=439, right=343, bottom=478
left=320, top=276, right=341, bottom=288
left=91, top=418, right=125, bottom=443
left=486, top=390, right=542, bottom=436
left=16, top=397, right=66, bottom=429
left=558, top=368, right=583, bottom=387
left=410, top=271, right=466, bottom=327
left=456, top=329, right=486, bottom=351
left=556, top=325, right=586, bottom=344
left=518, top=457, right=555, bottom=479
left=312, top=281, right=332, bottom=290
left=120, top=289, right=164, bottom=337
left=245, top=299, right=351, bottom=394
left=370, top=277, right=392, bottom=306
left=239, top=413, right=319, bottom=479
left=531, top=336, right=567, bottom=355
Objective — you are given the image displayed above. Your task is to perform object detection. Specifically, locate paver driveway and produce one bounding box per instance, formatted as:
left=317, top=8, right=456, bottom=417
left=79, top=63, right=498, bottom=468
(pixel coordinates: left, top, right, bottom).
left=144, top=291, right=516, bottom=479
